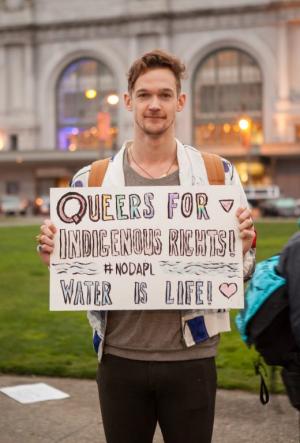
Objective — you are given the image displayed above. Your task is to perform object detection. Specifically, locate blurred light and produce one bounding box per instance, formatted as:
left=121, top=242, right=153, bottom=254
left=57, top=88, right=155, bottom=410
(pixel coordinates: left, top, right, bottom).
left=223, top=123, right=231, bottom=133
left=69, top=143, right=77, bottom=152
left=238, top=118, right=250, bottom=131
left=0, top=135, right=4, bottom=150
left=208, top=123, right=215, bottom=131
left=107, top=94, right=119, bottom=105
left=72, top=128, right=79, bottom=135
left=240, top=171, right=248, bottom=183
left=91, top=127, right=98, bottom=135
left=35, top=197, right=43, bottom=206
left=85, top=89, right=97, bottom=99
left=249, top=162, right=265, bottom=176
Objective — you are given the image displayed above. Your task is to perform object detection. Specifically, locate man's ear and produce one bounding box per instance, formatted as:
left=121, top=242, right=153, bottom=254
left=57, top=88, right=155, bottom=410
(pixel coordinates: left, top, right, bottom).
left=176, top=93, right=186, bottom=112
left=124, top=93, right=132, bottom=111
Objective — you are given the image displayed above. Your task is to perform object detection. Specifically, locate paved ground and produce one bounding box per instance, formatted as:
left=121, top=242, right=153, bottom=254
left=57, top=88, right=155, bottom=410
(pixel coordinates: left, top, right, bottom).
left=0, top=374, right=298, bottom=443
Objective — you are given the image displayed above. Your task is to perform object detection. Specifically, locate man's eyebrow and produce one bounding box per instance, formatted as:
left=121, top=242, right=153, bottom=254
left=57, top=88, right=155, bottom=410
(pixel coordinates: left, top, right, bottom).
left=135, top=88, right=174, bottom=93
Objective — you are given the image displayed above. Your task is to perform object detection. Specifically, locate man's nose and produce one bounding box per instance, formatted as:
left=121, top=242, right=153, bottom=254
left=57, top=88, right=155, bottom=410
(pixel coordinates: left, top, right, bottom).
left=148, top=96, right=161, bottom=110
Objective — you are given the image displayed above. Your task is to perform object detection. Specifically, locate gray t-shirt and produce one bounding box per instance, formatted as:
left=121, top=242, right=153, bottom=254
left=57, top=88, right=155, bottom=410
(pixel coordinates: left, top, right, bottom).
left=104, top=152, right=219, bottom=361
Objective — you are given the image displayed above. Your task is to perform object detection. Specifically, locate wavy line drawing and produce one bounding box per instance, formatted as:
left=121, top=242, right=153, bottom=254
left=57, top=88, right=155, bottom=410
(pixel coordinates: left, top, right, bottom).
left=52, top=262, right=94, bottom=267
left=52, top=262, right=98, bottom=276
left=159, top=261, right=239, bottom=278
left=55, top=270, right=98, bottom=275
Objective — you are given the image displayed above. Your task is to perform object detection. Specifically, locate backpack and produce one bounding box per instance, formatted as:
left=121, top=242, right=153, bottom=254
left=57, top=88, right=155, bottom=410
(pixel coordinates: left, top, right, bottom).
left=87, top=152, right=225, bottom=186
left=236, top=255, right=300, bottom=409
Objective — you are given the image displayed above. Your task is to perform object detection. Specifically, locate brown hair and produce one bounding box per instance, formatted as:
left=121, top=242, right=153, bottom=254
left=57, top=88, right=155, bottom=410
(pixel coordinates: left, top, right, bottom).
left=127, top=49, right=186, bottom=95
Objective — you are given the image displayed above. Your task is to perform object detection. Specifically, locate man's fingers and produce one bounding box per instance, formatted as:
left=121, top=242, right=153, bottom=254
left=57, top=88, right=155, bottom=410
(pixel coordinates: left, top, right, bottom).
left=37, top=219, right=56, bottom=264
left=235, top=207, right=244, bottom=217
left=236, top=207, right=254, bottom=234
left=39, top=219, right=57, bottom=240
left=43, top=219, right=57, bottom=235
left=40, top=225, right=54, bottom=239
left=40, top=234, right=55, bottom=247
left=40, top=244, right=54, bottom=254
left=239, top=218, right=254, bottom=232
left=236, top=206, right=255, bottom=255
left=236, top=207, right=252, bottom=222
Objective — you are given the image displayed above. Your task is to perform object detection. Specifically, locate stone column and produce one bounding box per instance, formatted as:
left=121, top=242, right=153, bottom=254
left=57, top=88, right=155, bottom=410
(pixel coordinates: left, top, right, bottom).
left=0, top=46, right=6, bottom=114
left=6, top=44, right=25, bottom=112
left=276, top=22, right=292, bottom=142
left=128, top=36, right=138, bottom=66
left=24, top=43, right=35, bottom=114
left=278, top=22, right=289, bottom=101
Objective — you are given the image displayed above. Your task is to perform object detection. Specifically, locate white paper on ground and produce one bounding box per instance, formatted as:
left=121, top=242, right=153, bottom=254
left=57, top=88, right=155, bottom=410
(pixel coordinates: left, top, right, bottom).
left=0, top=382, right=70, bottom=404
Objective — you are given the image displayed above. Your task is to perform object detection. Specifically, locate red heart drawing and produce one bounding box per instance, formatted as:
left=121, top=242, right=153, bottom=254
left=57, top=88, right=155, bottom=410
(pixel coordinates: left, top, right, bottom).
left=219, top=283, right=237, bottom=299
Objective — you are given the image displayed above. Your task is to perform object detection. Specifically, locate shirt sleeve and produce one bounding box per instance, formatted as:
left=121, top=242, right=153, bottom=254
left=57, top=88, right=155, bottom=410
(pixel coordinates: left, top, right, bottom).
left=70, top=165, right=91, bottom=187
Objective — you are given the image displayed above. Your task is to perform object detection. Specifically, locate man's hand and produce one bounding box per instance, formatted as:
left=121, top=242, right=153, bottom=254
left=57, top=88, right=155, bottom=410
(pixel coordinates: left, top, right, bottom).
left=236, top=207, right=256, bottom=256
left=37, top=219, right=57, bottom=266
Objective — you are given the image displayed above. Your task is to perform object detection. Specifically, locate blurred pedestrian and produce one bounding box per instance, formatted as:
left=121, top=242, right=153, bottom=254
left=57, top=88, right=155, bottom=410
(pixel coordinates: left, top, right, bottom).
left=277, top=230, right=300, bottom=410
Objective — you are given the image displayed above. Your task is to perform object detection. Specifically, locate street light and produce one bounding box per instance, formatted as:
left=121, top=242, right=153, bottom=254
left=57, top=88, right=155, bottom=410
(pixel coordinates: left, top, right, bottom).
left=238, top=118, right=250, bottom=132
left=106, top=94, right=119, bottom=105
left=238, top=116, right=252, bottom=185
left=85, top=89, right=97, bottom=99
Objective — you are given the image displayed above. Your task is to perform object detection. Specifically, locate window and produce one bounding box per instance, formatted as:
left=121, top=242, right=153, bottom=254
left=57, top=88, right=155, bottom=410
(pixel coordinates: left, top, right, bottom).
left=10, top=134, right=18, bottom=151
left=193, top=48, right=263, bottom=147
left=6, top=181, right=19, bottom=194
left=56, top=58, right=119, bottom=151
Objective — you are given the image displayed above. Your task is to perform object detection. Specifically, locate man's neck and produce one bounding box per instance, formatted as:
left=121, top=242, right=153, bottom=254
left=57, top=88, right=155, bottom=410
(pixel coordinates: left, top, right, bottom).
left=131, top=131, right=177, bottom=164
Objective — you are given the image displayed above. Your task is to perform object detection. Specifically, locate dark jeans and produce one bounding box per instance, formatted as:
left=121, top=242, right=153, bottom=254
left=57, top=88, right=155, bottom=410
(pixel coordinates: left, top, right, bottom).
left=96, top=354, right=217, bottom=443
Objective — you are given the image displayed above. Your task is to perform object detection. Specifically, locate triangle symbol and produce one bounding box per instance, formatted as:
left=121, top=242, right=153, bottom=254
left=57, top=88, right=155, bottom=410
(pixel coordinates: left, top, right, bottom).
left=220, top=199, right=234, bottom=212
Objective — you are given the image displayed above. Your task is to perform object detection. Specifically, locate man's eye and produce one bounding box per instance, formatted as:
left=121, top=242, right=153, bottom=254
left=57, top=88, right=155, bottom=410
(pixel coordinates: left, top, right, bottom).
left=138, top=93, right=148, bottom=98
left=161, top=93, right=172, bottom=99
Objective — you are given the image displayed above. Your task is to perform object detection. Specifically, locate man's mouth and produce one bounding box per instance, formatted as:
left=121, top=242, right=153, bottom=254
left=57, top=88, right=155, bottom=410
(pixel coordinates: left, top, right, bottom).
left=144, top=116, right=165, bottom=119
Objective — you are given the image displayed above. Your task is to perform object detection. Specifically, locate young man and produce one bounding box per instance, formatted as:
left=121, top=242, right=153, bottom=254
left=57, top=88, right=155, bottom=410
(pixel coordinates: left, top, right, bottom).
left=38, top=50, right=255, bottom=443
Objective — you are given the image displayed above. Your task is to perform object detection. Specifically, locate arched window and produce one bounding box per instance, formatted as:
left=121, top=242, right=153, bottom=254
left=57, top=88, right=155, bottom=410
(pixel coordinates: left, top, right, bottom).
left=56, top=58, right=119, bottom=151
left=193, top=48, right=263, bottom=147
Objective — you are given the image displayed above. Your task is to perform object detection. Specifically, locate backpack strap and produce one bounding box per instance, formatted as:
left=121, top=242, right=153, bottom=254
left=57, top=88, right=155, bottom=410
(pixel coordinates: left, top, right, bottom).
left=88, top=158, right=110, bottom=187
left=201, top=152, right=225, bottom=185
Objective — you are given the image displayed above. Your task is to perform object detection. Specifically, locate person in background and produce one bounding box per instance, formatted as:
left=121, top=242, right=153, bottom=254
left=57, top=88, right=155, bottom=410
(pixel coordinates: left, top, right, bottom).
left=277, top=229, right=300, bottom=411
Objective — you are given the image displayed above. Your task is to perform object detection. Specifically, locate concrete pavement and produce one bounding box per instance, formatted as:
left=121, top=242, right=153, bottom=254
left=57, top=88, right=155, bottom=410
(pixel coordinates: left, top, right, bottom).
left=0, top=374, right=298, bottom=443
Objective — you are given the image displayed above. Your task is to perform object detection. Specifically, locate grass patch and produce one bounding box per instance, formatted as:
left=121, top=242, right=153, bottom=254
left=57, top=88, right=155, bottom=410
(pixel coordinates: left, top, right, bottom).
left=0, top=226, right=96, bottom=378
left=0, top=221, right=298, bottom=391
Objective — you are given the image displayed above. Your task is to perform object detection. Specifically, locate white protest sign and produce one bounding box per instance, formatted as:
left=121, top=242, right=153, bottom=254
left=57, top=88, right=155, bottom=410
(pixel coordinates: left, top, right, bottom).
left=50, top=186, right=244, bottom=311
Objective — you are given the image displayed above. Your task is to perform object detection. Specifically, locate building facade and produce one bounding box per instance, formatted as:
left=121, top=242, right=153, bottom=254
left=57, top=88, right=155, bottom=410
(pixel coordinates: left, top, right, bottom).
left=1, top=0, right=300, bottom=203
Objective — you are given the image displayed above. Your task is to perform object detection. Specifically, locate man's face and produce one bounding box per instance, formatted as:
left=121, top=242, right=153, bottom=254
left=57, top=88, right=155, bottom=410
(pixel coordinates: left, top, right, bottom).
left=124, top=68, right=186, bottom=137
